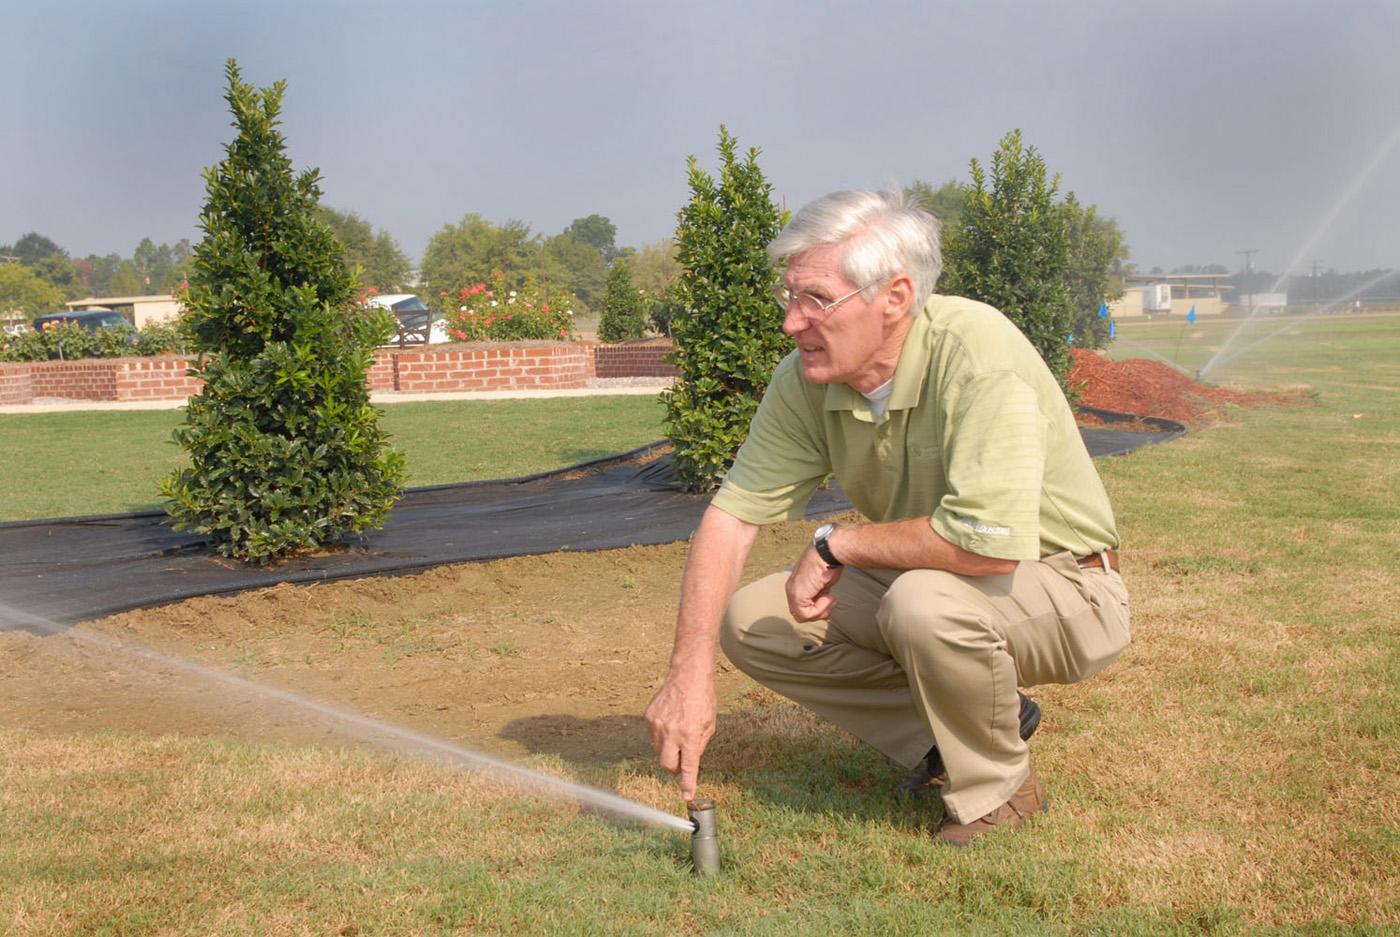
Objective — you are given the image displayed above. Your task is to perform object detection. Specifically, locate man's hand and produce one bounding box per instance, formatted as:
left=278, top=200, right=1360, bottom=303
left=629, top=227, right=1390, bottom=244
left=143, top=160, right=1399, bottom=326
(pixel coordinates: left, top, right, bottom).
left=644, top=670, right=717, bottom=802
left=646, top=503, right=758, bottom=801
left=786, top=544, right=843, bottom=621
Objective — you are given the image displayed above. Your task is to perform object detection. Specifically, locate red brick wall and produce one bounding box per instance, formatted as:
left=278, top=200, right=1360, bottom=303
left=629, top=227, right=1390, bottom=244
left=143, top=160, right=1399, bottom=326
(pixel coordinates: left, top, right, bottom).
left=367, top=351, right=396, bottom=392
left=27, top=360, right=120, bottom=400
left=5, top=341, right=672, bottom=404
left=386, top=343, right=593, bottom=392
left=114, top=357, right=203, bottom=401
left=0, top=363, right=33, bottom=405
left=593, top=340, right=679, bottom=378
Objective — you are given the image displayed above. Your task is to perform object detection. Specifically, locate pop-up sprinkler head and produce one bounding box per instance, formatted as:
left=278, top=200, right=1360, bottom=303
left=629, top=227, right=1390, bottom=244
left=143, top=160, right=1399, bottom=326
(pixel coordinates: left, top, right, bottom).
left=688, top=797, right=720, bottom=876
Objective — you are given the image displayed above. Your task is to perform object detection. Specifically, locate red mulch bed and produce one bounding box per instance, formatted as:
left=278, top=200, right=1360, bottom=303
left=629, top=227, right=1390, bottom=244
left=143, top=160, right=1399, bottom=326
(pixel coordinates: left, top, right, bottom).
left=1068, top=348, right=1312, bottom=425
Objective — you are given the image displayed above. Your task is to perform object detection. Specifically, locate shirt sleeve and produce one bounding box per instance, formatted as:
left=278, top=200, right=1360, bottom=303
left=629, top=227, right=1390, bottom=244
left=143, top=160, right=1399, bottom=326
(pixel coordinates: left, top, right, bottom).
left=710, top=360, right=830, bottom=525
left=928, top=370, right=1045, bottom=561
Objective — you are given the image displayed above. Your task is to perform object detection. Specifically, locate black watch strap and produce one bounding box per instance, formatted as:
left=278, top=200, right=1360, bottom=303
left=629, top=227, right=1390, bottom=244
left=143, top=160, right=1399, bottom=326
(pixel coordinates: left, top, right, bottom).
left=814, top=524, right=842, bottom=568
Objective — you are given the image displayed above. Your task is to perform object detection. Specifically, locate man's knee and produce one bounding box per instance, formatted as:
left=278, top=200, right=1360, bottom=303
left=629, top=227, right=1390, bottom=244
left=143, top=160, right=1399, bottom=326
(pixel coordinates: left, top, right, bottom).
left=717, top=602, right=746, bottom=669
left=876, top=569, right=995, bottom=659
left=719, top=572, right=790, bottom=672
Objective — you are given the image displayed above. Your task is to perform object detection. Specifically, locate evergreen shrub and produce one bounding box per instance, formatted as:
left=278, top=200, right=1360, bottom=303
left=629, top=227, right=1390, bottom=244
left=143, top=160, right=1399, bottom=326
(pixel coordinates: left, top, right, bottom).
left=134, top=319, right=187, bottom=355
left=663, top=127, right=787, bottom=491
left=597, top=262, right=648, bottom=342
left=940, top=129, right=1075, bottom=389
left=646, top=284, right=683, bottom=338
left=160, top=61, right=405, bottom=564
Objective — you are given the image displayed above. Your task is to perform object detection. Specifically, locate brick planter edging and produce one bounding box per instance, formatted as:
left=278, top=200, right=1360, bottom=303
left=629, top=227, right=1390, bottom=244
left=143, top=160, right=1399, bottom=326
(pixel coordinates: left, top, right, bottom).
left=372, top=342, right=595, bottom=393
left=0, top=363, right=34, bottom=405
left=2, top=340, right=677, bottom=405
left=593, top=339, right=679, bottom=379
left=115, top=357, right=204, bottom=400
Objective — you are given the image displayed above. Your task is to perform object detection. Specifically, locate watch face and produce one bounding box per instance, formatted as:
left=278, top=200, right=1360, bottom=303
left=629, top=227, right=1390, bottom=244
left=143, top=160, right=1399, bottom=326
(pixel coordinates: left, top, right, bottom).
left=815, top=523, right=834, bottom=540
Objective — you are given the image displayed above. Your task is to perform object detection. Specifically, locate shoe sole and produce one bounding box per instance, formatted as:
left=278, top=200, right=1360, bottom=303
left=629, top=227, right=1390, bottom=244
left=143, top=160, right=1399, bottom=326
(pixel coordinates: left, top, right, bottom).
left=1018, top=692, right=1041, bottom=741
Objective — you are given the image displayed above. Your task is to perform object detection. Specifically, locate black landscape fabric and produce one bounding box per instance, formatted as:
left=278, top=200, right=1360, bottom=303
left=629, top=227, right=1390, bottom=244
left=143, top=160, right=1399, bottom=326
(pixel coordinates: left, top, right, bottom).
left=0, top=418, right=1183, bottom=630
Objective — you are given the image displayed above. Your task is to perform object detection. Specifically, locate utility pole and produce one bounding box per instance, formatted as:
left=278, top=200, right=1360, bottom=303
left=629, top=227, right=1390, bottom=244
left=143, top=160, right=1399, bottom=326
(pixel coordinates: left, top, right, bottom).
left=1237, top=249, right=1257, bottom=316
left=1311, top=260, right=1322, bottom=305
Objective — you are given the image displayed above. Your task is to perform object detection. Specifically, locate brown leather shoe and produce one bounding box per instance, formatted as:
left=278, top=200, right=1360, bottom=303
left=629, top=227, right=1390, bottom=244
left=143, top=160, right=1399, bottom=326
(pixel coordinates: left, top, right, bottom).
left=936, top=765, right=1048, bottom=847
left=896, top=692, right=1041, bottom=800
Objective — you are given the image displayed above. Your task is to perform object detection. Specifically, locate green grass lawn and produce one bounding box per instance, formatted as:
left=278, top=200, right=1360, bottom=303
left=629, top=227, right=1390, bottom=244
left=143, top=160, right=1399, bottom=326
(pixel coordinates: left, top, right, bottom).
left=0, top=395, right=666, bottom=522
left=2, top=313, right=1398, bottom=934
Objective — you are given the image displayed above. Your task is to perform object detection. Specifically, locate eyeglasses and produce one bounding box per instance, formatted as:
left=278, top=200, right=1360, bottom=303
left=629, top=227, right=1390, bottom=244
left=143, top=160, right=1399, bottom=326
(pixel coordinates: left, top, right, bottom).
left=771, top=281, right=880, bottom=320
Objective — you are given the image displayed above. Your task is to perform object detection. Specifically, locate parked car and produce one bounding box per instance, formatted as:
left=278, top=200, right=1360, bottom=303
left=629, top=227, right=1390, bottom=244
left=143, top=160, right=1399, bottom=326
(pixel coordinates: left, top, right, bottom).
left=366, top=293, right=450, bottom=345
left=33, top=309, right=134, bottom=334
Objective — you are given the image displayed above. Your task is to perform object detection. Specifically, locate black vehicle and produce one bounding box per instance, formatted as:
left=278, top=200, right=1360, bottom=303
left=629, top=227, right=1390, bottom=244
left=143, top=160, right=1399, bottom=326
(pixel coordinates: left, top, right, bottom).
left=33, top=310, right=133, bottom=334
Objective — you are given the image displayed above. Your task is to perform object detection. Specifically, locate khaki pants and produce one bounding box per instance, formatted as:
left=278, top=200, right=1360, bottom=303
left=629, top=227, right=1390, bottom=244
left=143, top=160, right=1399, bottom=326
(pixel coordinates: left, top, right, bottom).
left=719, top=552, right=1130, bottom=822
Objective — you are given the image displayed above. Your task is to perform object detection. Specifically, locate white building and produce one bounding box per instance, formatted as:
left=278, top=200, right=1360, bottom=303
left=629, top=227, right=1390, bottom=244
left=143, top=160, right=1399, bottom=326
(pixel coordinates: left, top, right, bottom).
left=1109, top=274, right=1232, bottom=318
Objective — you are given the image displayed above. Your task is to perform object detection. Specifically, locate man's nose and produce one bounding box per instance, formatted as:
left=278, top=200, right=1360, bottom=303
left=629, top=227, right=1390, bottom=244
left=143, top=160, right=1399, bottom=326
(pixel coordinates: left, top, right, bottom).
left=781, top=304, right=808, bottom=336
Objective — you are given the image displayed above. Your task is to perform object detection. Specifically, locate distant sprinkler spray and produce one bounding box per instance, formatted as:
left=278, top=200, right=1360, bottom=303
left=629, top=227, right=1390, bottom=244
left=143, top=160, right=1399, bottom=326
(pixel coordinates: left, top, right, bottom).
left=688, top=798, right=721, bottom=876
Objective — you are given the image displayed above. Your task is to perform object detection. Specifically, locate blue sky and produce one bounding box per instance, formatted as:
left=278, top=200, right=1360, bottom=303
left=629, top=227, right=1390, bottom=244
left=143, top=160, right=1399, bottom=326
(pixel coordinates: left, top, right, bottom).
left=5, top=0, right=1399, bottom=277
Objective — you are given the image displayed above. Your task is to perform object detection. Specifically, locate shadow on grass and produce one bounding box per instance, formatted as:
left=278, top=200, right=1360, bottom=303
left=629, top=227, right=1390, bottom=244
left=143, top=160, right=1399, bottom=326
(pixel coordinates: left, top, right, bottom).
left=498, top=705, right=936, bottom=835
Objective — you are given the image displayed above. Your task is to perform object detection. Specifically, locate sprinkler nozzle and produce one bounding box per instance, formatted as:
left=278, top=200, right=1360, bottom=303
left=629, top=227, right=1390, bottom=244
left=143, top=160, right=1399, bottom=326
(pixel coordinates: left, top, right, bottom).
left=688, top=797, right=720, bottom=876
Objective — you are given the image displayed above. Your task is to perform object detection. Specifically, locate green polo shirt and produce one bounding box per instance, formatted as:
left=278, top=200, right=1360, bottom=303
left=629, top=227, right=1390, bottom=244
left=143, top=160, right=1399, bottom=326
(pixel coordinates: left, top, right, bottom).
left=710, top=294, right=1119, bottom=561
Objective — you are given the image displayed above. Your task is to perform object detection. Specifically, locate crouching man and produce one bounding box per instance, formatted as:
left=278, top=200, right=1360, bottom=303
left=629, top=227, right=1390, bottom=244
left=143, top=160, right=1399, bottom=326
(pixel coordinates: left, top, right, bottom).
left=644, top=190, right=1130, bottom=846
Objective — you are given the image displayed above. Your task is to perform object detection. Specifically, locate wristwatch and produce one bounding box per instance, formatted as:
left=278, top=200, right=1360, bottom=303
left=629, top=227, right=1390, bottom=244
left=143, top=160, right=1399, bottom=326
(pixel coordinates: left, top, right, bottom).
left=812, top=522, right=842, bottom=568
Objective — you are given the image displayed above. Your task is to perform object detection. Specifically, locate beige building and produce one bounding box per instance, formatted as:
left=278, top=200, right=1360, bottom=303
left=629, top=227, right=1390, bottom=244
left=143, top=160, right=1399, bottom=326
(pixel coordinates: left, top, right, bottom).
left=65, top=294, right=184, bottom=328
left=1109, top=273, right=1231, bottom=318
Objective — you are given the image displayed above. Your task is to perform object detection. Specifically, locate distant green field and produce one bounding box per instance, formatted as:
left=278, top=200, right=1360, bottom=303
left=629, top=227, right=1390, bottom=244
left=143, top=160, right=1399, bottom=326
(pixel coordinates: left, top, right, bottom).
left=0, top=395, right=665, bottom=521
left=1105, top=308, right=1400, bottom=384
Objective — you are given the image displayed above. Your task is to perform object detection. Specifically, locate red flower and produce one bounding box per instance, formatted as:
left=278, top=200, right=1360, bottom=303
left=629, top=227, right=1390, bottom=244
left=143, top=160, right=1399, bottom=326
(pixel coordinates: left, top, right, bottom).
left=540, top=304, right=550, bottom=313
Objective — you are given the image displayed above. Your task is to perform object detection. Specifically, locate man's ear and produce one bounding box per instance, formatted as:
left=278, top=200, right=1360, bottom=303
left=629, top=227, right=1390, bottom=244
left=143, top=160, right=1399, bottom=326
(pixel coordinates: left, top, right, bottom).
left=884, top=274, right=915, bottom=317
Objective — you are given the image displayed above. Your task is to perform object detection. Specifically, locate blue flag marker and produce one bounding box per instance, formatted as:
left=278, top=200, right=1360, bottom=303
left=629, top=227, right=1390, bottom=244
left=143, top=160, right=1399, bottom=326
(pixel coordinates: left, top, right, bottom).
left=1109, top=320, right=1116, bottom=339
left=1097, top=302, right=1109, bottom=319
left=1187, top=306, right=1196, bottom=324
left=1067, top=332, right=1074, bottom=346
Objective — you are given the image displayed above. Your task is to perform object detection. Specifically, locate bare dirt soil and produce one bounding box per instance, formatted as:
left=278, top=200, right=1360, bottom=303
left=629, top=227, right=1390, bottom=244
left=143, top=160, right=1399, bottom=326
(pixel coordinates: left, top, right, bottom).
left=0, top=518, right=828, bottom=768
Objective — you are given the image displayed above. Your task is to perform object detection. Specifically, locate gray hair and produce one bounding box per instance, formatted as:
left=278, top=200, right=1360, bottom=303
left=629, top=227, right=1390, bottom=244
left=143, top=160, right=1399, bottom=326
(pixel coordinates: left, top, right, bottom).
left=768, top=190, right=942, bottom=311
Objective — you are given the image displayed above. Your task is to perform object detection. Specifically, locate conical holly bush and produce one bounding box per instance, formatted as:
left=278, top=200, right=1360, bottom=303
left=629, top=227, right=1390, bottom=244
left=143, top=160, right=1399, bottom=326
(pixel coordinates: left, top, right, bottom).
left=161, top=60, right=405, bottom=564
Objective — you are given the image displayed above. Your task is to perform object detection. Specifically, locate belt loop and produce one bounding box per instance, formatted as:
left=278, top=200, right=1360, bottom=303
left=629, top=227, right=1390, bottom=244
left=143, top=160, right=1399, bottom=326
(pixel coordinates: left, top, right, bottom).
left=1098, top=551, right=1110, bottom=572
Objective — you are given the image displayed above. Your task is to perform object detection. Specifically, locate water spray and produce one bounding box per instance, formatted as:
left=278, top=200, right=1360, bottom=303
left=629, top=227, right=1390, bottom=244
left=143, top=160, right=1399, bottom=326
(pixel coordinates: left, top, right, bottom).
left=1, top=602, right=694, bottom=836
left=1109, top=335, right=1196, bottom=376
left=1201, top=267, right=1400, bottom=378
left=688, top=797, right=721, bottom=876
left=1207, top=122, right=1400, bottom=377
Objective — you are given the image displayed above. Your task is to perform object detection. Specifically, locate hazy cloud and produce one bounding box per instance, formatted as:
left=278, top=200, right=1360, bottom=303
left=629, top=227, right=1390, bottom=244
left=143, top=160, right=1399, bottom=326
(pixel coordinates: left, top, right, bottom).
left=4, top=0, right=1398, bottom=275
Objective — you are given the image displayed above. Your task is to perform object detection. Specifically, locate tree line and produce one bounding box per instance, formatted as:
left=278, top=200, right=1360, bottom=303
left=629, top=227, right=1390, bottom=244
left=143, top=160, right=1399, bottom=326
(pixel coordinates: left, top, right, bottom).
left=1, top=208, right=683, bottom=326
